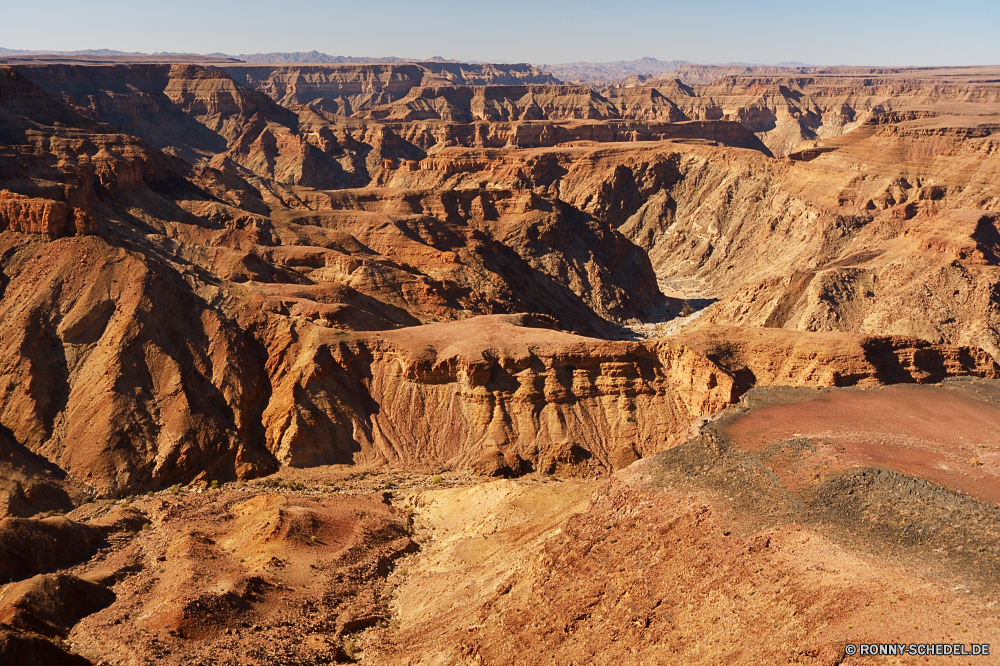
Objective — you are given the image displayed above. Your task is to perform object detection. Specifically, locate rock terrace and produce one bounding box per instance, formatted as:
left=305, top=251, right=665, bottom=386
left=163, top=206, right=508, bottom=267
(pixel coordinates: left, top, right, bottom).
left=0, top=58, right=998, bottom=664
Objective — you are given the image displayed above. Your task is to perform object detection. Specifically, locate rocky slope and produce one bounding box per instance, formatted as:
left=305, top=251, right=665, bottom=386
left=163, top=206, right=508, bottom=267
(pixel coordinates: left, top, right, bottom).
left=2, top=57, right=1000, bottom=664
left=604, top=66, right=1000, bottom=156
left=1, top=59, right=998, bottom=497
left=366, top=401, right=1000, bottom=664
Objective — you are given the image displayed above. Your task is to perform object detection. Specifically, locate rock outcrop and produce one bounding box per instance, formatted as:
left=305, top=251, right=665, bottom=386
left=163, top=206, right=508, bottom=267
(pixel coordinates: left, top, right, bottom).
left=0, top=56, right=998, bottom=666
left=0, top=432, right=88, bottom=518
left=258, top=315, right=997, bottom=474
left=0, top=516, right=106, bottom=585
left=0, top=626, right=92, bottom=665
left=0, top=60, right=997, bottom=503
left=0, top=191, right=73, bottom=235
left=0, top=574, right=115, bottom=638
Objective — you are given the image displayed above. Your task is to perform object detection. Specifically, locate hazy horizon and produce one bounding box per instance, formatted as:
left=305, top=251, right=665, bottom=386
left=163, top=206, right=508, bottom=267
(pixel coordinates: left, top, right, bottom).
left=0, top=47, right=821, bottom=68
left=3, top=0, right=998, bottom=67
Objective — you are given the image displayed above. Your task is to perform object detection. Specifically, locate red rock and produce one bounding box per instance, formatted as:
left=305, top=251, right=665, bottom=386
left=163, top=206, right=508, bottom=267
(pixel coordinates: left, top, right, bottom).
left=0, top=573, right=115, bottom=638
left=0, top=190, right=71, bottom=236
left=0, top=626, right=92, bottom=665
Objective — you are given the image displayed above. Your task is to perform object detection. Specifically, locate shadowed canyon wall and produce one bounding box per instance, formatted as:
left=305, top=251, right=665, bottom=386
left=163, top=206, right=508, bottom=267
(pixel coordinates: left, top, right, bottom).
left=0, top=61, right=997, bottom=502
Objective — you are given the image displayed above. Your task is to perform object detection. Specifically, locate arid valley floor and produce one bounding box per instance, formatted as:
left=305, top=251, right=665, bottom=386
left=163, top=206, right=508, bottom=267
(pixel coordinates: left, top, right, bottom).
left=0, top=55, right=999, bottom=665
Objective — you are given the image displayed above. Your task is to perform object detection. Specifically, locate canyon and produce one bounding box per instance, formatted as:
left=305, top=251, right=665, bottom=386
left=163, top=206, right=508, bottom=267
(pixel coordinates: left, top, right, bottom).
left=0, top=56, right=998, bottom=664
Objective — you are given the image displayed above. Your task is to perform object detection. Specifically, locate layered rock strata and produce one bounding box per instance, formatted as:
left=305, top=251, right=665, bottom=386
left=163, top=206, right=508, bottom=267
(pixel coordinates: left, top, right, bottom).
left=0, top=60, right=997, bottom=503
left=260, top=315, right=998, bottom=475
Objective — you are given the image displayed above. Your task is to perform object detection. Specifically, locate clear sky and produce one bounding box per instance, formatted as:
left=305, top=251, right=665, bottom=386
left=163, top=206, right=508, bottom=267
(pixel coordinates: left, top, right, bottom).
left=3, top=0, right=998, bottom=66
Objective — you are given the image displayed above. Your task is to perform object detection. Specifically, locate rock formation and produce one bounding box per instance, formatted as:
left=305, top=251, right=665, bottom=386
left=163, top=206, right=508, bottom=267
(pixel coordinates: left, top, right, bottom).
left=0, top=56, right=999, bottom=664
left=222, top=62, right=560, bottom=115
left=0, top=60, right=997, bottom=497
left=604, top=65, right=1000, bottom=156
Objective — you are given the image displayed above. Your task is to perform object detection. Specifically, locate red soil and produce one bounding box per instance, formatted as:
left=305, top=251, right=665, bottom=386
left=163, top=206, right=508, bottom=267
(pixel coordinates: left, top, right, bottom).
left=721, top=383, right=1000, bottom=506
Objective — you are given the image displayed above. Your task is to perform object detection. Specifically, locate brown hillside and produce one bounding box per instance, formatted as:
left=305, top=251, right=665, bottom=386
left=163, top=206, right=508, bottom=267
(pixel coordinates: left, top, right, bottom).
left=0, top=59, right=998, bottom=665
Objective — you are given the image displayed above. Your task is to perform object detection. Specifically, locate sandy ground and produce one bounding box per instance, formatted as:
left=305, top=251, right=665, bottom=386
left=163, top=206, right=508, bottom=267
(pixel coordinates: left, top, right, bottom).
left=4, top=380, right=1000, bottom=665
left=359, top=473, right=998, bottom=665
left=721, top=380, right=1000, bottom=505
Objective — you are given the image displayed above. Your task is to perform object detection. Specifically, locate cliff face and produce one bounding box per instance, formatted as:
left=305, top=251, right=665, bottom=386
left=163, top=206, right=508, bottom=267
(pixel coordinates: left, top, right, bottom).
left=385, top=118, right=768, bottom=152
left=0, top=61, right=998, bottom=503
left=354, top=85, right=621, bottom=122
left=10, top=63, right=779, bottom=197
left=254, top=314, right=996, bottom=477
left=19, top=64, right=296, bottom=163
left=260, top=315, right=733, bottom=472
left=219, top=64, right=1000, bottom=159
left=222, top=64, right=428, bottom=112
left=0, top=191, right=78, bottom=236
left=222, top=62, right=562, bottom=116
left=603, top=67, right=1000, bottom=156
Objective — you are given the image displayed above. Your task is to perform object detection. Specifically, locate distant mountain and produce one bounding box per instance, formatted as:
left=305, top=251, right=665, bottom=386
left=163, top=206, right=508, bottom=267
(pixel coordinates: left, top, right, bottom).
left=219, top=50, right=461, bottom=64
left=0, top=47, right=230, bottom=58
left=710, top=60, right=815, bottom=68
left=0, top=48, right=154, bottom=56
left=537, top=57, right=693, bottom=85
left=0, top=49, right=816, bottom=82
left=0, top=47, right=461, bottom=64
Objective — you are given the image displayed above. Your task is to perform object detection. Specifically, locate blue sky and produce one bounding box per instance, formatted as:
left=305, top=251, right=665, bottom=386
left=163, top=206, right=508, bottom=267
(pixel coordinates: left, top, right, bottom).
left=4, top=0, right=998, bottom=65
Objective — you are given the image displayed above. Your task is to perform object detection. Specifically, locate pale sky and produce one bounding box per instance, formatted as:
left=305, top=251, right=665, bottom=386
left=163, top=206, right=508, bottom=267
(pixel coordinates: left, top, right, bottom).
left=3, top=0, right=998, bottom=66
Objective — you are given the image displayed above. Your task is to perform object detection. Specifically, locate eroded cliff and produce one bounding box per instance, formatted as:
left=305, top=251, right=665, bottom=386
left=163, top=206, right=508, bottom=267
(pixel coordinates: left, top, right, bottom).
left=2, top=57, right=1000, bottom=665
left=0, top=61, right=998, bottom=501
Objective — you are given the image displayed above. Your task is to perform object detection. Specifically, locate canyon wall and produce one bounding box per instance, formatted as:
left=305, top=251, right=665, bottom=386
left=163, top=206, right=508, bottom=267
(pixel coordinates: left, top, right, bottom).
left=0, top=60, right=998, bottom=502
left=2, top=57, right=1000, bottom=666
left=222, top=62, right=561, bottom=116
left=260, top=315, right=997, bottom=477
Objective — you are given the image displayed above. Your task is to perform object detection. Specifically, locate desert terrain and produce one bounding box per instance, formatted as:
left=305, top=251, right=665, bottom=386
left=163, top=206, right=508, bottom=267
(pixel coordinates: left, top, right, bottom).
left=0, top=56, right=999, bottom=664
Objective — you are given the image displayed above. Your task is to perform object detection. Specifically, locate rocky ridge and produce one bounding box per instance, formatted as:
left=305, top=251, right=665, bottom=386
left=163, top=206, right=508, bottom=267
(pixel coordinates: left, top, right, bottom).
left=0, top=59, right=998, bottom=495
left=1, top=57, right=1000, bottom=664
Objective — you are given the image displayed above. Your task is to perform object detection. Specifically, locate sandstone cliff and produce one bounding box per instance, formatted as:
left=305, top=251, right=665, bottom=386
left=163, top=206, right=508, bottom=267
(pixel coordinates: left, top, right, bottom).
left=222, top=62, right=562, bottom=116
left=257, top=315, right=997, bottom=477
left=605, top=66, right=1000, bottom=156
left=354, top=85, right=621, bottom=123
left=0, top=61, right=998, bottom=504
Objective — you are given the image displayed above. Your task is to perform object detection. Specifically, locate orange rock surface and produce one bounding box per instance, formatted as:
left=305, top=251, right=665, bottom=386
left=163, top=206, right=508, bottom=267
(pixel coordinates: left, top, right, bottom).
left=0, top=56, right=999, bottom=664
left=0, top=58, right=997, bottom=496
